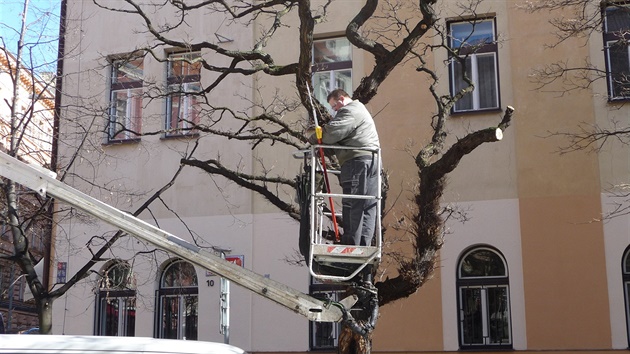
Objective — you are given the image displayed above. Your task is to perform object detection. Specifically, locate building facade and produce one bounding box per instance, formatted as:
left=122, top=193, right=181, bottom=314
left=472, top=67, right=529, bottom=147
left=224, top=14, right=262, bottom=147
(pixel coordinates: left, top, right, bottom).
left=54, top=1, right=630, bottom=353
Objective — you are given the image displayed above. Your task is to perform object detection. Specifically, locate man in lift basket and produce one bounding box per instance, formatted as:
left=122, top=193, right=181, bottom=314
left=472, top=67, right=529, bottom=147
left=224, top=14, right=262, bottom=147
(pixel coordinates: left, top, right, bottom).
left=307, top=89, right=381, bottom=249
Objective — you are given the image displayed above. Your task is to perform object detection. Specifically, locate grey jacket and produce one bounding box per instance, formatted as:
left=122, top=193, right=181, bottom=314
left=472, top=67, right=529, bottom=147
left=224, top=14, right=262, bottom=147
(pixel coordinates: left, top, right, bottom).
left=310, top=100, right=380, bottom=166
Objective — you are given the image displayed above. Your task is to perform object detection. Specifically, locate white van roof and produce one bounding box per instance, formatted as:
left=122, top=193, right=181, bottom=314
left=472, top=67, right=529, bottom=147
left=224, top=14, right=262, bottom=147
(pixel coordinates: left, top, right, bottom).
left=0, top=335, right=247, bottom=354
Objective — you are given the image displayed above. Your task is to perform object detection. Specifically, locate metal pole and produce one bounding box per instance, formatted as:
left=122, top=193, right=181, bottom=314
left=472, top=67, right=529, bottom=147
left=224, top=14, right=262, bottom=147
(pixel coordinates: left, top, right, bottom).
left=220, top=269, right=230, bottom=344
left=216, top=248, right=231, bottom=344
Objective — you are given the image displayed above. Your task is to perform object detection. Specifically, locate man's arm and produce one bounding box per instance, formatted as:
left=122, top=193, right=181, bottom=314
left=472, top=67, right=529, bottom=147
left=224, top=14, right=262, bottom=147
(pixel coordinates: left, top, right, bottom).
left=319, top=108, right=355, bottom=145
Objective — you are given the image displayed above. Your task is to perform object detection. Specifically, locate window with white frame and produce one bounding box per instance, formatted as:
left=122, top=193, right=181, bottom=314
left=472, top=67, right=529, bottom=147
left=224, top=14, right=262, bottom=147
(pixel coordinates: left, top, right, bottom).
left=309, top=284, right=344, bottom=349
left=312, top=37, right=352, bottom=112
left=156, top=259, right=198, bottom=340
left=95, top=261, right=136, bottom=336
left=448, top=19, right=499, bottom=113
left=457, top=246, right=512, bottom=349
left=166, top=52, right=202, bottom=136
left=108, top=57, right=143, bottom=141
left=604, top=3, right=630, bottom=99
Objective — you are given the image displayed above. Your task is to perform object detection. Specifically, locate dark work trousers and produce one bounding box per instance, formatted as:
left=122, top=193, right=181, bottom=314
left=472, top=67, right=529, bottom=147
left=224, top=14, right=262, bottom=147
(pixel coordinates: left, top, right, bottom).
left=339, top=154, right=378, bottom=246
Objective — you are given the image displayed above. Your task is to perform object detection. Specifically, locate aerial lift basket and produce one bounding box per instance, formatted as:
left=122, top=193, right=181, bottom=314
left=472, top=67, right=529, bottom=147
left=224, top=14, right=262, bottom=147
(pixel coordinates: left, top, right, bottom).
left=296, top=145, right=382, bottom=282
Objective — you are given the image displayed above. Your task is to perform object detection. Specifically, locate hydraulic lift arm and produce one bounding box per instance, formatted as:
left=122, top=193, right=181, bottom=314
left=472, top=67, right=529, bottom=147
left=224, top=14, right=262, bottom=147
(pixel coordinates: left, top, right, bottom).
left=0, top=151, right=356, bottom=322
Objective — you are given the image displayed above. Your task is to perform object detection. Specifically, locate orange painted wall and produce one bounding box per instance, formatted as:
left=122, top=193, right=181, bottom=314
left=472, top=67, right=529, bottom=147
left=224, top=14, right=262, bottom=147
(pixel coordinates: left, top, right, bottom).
left=373, top=266, right=444, bottom=351
left=519, top=196, right=610, bottom=349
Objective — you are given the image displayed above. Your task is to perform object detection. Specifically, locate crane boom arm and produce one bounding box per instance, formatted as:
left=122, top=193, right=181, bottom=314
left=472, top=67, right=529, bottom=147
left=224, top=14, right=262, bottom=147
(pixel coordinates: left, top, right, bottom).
left=0, top=151, right=353, bottom=322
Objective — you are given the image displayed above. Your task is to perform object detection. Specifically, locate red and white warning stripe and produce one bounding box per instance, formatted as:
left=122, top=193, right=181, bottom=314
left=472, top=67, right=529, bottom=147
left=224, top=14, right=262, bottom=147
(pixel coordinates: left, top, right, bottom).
left=326, top=246, right=364, bottom=255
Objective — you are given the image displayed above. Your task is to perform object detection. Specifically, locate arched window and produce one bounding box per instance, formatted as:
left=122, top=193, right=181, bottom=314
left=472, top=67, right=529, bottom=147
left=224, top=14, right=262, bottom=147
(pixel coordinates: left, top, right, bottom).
left=457, top=246, right=512, bottom=349
left=95, top=261, right=136, bottom=336
left=156, top=259, right=198, bottom=340
left=621, top=246, right=630, bottom=347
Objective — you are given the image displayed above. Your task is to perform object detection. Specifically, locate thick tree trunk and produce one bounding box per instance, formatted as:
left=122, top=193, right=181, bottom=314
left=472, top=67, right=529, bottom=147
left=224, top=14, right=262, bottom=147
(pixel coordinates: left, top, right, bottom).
left=37, top=296, right=53, bottom=334
left=338, top=326, right=371, bottom=354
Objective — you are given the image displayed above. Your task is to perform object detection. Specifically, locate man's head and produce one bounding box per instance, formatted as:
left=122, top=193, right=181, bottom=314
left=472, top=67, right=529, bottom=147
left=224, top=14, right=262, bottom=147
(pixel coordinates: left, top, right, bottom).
left=327, top=89, right=352, bottom=112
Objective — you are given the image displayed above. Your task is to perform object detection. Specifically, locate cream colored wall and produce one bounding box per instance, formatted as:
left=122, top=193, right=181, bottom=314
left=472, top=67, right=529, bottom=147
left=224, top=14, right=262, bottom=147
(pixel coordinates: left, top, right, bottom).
left=61, top=0, right=255, bottom=217
left=53, top=213, right=309, bottom=351
left=250, top=214, right=310, bottom=351
left=57, top=1, right=312, bottom=351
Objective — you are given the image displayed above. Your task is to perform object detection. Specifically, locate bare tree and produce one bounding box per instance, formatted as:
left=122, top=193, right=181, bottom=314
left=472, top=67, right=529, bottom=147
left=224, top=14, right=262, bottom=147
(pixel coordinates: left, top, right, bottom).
left=76, top=0, right=515, bottom=352
left=0, top=0, right=59, bottom=334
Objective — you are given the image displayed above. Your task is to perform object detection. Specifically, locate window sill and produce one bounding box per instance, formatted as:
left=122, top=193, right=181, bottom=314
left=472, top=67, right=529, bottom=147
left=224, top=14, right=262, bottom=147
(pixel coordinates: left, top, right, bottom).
left=161, top=132, right=200, bottom=140
left=450, top=107, right=503, bottom=117
left=608, top=96, right=630, bottom=103
left=104, top=138, right=141, bottom=145
left=309, top=347, right=338, bottom=352
left=459, top=344, right=513, bottom=351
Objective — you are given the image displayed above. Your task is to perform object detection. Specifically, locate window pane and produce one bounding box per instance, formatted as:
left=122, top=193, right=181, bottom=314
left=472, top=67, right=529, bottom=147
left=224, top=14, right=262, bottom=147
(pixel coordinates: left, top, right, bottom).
left=111, top=90, right=130, bottom=135
left=162, top=261, right=198, bottom=288
left=477, top=54, right=498, bottom=109
left=166, top=63, right=201, bottom=135
left=112, top=58, right=143, bottom=84
left=167, top=94, right=182, bottom=130
left=314, top=38, right=351, bottom=63
left=123, top=297, right=136, bottom=336
left=97, top=295, right=134, bottom=337
left=100, top=298, right=120, bottom=336
left=102, top=263, right=132, bottom=289
left=608, top=42, right=630, bottom=98
left=460, top=249, right=506, bottom=278
left=606, top=5, right=630, bottom=33
left=158, top=295, right=197, bottom=340
left=110, top=89, right=142, bottom=137
left=184, top=295, right=198, bottom=340
left=334, top=69, right=352, bottom=94
left=310, top=289, right=341, bottom=349
left=312, top=70, right=352, bottom=115
left=167, top=90, right=200, bottom=132
left=313, top=71, right=331, bottom=106
left=109, top=58, right=143, bottom=140
left=312, top=37, right=353, bottom=113
left=161, top=296, right=179, bottom=339
left=451, top=20, right=494, bottom=49
left=168, top=52, right=202, bottom=77
left=487, top=287, right=510, bottom=344
left=461, top=288, right=484, bottom=345
left=98, top=262, right=136, bottom=337
left=314, top=322, right=336, bottom=348
left=453, top=57, right=473, bottom=111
